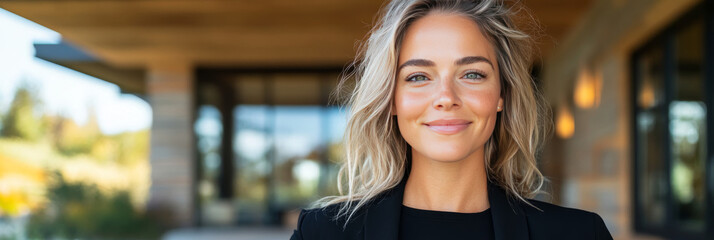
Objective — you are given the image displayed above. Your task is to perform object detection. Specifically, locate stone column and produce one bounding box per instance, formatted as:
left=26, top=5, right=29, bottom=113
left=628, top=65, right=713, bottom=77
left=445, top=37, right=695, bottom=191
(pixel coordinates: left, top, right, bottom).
left=146, top=62, right=195, bottom=227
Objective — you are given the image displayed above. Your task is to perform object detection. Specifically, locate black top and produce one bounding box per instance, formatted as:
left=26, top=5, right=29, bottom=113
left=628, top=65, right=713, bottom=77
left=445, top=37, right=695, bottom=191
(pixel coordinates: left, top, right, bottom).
left=290, top=175, right=613, bottom=240
left=399, top=205, right=494, bottom=240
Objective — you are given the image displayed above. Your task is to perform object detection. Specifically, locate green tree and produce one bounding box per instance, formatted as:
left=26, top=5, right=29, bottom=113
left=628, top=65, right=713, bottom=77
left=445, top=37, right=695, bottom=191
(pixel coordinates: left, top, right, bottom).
left=0, top=90, right=3, bottom=132
left=1, top=82, right=44, bottom=141
left=53, top=110, right=100, bottom=157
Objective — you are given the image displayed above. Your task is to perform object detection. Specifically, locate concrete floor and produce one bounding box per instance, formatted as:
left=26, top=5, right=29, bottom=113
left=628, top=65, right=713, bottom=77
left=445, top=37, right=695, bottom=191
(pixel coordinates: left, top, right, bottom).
left=163, top=227, right=294, bottom=240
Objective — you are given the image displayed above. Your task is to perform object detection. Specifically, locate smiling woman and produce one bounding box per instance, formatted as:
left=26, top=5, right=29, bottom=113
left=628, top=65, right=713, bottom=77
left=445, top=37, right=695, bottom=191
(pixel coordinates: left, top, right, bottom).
left=290, top=0, right=612, bottom=239
left=394, top=13, right=502, bottom=217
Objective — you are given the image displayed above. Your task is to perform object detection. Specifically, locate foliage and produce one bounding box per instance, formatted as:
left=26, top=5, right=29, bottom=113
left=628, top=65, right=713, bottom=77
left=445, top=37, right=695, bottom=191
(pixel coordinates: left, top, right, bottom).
left=0, top=190, right=26, bottom=216
left=47, top=107, right=149, bottom=164
left=26, top=173, right=163, bottom=240
left=1, top=76, right=155, bottom=239
left=94, top=130, right=150, bottom=165
left=52, top=114, right=100, bottom=157
left=1, top=83, right=45, bottom=141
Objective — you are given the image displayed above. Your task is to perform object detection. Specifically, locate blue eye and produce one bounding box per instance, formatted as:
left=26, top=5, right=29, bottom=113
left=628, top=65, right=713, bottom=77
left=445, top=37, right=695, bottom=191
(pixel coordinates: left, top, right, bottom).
left=406, top=74, right=429, bottom=82
left=463, top=72, right=485, bottom=80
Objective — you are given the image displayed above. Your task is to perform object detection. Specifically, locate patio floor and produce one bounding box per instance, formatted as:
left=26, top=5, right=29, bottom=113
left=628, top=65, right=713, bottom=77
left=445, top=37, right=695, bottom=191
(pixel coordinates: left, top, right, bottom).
left=163, top=227, right=294, bottom=240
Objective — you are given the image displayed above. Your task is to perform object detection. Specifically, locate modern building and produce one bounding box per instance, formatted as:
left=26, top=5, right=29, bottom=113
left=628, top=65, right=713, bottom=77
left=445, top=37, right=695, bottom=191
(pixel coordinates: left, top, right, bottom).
left=1, top=0, right=712, bottom=239
left=540, top=0, right=712, bottom=239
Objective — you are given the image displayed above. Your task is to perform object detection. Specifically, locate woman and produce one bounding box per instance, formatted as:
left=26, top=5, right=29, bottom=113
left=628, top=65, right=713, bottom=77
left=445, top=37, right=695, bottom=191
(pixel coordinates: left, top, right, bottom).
left=291, top=0, right=612, bottom=239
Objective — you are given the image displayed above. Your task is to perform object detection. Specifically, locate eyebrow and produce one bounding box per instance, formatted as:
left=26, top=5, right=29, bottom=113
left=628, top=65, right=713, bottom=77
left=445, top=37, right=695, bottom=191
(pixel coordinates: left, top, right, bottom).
left=455, top=56, right=494, bottom=69
left=397, top=59, right=435, bottom=71
left=397, top=56, right=495, bottom=71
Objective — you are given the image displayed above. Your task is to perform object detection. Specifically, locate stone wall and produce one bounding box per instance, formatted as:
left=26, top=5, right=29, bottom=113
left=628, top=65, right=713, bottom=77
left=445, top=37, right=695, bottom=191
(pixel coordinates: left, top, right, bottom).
left=146, top=62, right=195, bottom=227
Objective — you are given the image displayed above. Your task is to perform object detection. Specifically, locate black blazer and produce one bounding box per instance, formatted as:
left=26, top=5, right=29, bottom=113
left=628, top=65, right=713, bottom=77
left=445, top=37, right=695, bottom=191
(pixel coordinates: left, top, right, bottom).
left=290, top=178, right=613, bottom=240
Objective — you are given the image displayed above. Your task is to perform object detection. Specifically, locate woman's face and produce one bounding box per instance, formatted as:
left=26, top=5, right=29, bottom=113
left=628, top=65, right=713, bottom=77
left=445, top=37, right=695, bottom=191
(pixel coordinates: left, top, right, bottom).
left=394, top=13, right=503, bottom=163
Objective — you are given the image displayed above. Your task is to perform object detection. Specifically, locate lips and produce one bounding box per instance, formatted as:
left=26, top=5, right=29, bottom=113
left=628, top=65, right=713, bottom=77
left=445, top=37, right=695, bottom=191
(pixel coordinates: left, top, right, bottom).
left=423, top=119, right=472, bottom=134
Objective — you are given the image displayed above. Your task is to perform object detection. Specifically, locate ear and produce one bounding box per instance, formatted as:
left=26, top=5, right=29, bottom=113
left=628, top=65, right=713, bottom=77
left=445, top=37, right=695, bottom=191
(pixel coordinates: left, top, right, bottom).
left=391, top=101, right=397, bottom=116
left=497, top=97, right=504, bottom=112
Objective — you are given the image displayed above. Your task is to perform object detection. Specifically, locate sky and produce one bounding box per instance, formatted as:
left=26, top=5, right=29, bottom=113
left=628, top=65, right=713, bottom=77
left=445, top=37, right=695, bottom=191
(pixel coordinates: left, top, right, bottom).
left=0, top=8, right=152, bottom=135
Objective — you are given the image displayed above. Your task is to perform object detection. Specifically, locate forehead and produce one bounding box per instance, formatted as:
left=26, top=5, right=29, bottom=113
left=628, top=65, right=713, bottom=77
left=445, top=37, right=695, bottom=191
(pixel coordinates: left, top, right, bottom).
left=399, top=13, right=497, bottom=65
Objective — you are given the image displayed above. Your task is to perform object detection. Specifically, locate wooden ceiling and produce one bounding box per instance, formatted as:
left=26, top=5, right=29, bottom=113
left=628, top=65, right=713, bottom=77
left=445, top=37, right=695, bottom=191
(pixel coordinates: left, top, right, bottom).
left=1, top=0, right=592, bottom=69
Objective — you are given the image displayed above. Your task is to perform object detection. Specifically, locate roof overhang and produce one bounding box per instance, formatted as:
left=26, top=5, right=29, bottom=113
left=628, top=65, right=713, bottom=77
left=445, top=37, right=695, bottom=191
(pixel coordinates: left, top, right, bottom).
left=2, top=0, right=592, bottom=95
left=34, top=41, right=146, bottom=95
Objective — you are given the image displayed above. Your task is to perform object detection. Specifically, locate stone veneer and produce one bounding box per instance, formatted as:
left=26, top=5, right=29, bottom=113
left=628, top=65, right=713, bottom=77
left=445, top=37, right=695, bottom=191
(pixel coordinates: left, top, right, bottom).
left=146, top=62, right=195, bottom=227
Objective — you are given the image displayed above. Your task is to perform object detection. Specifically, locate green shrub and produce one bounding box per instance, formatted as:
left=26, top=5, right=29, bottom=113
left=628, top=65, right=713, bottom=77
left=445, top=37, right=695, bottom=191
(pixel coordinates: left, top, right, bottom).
left=27, top=173, right=164, bottom=239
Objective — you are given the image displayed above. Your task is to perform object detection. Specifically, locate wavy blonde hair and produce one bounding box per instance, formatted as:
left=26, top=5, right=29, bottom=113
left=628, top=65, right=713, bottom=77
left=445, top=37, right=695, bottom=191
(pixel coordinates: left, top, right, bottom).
left=316, top=0, right=551, bottom=224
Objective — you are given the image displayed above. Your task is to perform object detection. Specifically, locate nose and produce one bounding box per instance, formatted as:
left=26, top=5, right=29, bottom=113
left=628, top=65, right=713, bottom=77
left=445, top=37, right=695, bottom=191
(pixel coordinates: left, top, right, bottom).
left=432, top=78, right=461, bottom=111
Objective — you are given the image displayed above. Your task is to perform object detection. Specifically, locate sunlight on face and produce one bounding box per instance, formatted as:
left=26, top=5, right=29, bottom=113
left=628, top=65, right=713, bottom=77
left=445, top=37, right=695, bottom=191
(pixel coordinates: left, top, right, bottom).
left=394, top=13, right=503, bottom=163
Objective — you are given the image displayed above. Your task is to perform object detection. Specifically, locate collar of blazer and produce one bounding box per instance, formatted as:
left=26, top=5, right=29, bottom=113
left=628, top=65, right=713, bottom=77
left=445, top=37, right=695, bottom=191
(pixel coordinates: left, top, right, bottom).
left=362, top=177, right=530, bottom=240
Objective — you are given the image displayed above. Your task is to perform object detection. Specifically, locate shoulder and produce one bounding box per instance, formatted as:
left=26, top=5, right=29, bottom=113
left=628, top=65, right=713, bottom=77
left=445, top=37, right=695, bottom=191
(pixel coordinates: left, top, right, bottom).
left=519, top=199, right=612, bottom=240
left=290, top=202, right=366, bottom=240
left=521, top=199, right=601, bottom=221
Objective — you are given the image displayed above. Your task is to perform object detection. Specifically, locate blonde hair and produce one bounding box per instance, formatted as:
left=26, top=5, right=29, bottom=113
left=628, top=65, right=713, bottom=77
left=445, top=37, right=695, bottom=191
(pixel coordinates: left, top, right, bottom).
left=316, top=0, right=551, bottom=224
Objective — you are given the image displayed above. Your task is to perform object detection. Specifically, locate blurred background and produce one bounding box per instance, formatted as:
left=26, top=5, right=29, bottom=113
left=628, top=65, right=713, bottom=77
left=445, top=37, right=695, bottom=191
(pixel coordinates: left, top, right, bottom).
left=0, top=0, right=711, bottom=239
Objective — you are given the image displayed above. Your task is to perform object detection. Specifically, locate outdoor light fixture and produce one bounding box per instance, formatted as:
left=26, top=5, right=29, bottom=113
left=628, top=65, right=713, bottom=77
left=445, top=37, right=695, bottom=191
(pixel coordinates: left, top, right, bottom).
left=556, top=105, right=574, bottom=139
left=574, top=66, right=602, bottom=109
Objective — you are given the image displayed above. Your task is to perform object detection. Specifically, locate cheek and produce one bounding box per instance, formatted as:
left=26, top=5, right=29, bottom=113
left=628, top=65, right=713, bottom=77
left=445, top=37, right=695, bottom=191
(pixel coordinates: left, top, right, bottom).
left=462, top=88, right=501, bottom=147
left=394, top=87, right=429, bottom=118
left=462, top=88, right=500, bottom=117
left=394, top=86, right=430, bottom=146
left=462, top=89, right=500, bottom=131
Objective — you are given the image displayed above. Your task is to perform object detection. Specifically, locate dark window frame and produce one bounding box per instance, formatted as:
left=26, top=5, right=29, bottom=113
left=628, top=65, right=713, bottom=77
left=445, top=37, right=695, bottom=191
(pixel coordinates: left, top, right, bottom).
left=193, top=66, right=347, bottom=226
left=630, top=1, right=714, bottom=239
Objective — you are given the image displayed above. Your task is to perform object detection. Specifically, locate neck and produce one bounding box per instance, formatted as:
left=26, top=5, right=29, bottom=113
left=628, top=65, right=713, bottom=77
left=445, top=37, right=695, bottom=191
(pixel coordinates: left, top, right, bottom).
left=402, top=148, right=490, bottom=213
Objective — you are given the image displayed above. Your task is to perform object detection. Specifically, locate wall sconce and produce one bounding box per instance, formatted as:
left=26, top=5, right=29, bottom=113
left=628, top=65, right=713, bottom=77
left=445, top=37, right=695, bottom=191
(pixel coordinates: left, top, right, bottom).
left=556, top=105, right=574, bottom=139
left=573, top=67, right=602, bottom=109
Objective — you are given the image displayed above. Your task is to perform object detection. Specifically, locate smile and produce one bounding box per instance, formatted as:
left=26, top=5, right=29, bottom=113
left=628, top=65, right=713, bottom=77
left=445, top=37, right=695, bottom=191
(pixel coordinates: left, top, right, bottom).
left=423, top=119, right=472, bottom=134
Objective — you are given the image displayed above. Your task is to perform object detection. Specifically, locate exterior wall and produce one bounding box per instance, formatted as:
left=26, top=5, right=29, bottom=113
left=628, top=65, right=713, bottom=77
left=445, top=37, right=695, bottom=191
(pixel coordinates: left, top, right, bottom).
left=541, top=0, right=702, bottom=239
left=146, top=62, right=195, bottom=227
left=558, top=54, right=634, bottom=238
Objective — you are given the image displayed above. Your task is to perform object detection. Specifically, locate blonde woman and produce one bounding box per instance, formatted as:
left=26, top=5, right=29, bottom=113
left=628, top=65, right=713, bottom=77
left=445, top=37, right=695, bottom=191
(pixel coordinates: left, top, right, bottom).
left=291, top=0, right=612, bottom=239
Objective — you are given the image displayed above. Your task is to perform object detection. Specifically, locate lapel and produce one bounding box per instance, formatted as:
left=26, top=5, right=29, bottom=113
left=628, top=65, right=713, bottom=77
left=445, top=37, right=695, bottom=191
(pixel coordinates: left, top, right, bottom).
left=487, top=181, right=530, bottom=240
left=363, top=177, right=530, bottom=240
left=363, top=178, right=405, bottom=240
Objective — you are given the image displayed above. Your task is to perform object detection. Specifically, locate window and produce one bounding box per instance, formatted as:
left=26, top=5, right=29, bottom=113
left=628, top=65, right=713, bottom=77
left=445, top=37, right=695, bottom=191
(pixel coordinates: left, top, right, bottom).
left=194, top=69, right=347, bottom=226
left=631, top=3, right=714, bottom=239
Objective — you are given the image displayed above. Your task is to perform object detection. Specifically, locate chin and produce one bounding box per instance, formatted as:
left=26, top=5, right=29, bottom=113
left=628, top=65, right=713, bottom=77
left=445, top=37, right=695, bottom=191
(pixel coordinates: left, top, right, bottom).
left=418, top=148, right=473, bottom=163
